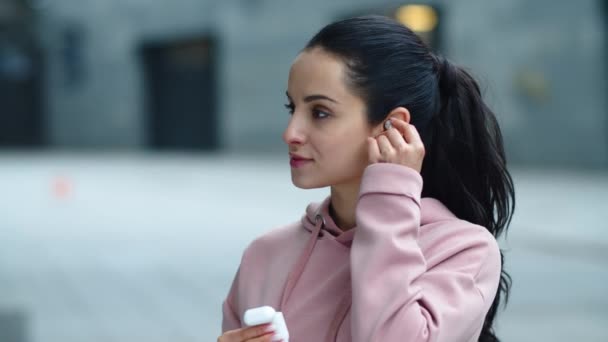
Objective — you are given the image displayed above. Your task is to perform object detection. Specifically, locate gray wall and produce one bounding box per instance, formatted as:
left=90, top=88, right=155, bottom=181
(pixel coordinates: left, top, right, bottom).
left=447, top=0, right=608, bottom=168
left=35, top=0, right=608, bottom=167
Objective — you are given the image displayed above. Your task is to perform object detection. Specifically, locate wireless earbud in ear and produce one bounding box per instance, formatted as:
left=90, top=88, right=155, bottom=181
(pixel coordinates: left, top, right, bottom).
left=384, top=120, right=393, bottom=131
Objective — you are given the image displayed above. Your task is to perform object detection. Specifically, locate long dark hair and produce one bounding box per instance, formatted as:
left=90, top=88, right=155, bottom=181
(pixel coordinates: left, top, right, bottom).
left=305, top=15, right=515, bottom=342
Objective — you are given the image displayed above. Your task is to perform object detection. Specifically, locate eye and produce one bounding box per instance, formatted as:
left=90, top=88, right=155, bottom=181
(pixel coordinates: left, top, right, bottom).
left=284, top=103, right=294, bottom=115
left=312, top=107, right=331, bottom=119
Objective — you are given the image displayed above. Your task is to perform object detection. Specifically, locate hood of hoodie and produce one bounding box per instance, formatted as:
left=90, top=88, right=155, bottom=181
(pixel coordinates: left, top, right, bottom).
left=301, top=196, right=457, bottom=247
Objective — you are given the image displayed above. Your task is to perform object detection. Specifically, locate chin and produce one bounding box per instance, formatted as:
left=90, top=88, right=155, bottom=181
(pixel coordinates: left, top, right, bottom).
left=291, top=175, right=328, bottom=189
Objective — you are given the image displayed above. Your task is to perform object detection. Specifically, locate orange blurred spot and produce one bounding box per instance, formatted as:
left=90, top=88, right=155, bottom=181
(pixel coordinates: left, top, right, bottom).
left=53, top=177, right=73, bottom=199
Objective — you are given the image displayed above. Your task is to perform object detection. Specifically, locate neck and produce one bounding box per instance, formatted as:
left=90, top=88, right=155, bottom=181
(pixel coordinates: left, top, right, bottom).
left=329, top=181, right=361, bottom=231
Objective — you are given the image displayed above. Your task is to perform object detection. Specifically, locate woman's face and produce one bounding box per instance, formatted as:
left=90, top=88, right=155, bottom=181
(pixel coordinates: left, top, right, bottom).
left=283, top=47, right=376, bottom=189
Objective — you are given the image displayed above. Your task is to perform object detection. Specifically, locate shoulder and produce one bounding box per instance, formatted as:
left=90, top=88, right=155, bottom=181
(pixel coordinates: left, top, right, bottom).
left=226, top=221, right=306, bottom=315
left=240, top=221, right=308, bottom=265
left=419, top=202, right=502, bottom=292
left=234, top=221, right=308, bottom=306
left=427, top=219, right=499, bottom=255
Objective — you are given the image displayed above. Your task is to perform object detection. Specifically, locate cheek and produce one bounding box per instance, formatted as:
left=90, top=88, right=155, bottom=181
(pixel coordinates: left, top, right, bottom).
left=322, top=131, right=369, bottom=170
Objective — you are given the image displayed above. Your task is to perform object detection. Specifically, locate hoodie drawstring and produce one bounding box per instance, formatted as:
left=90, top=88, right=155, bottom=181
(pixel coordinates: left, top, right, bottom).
left=279, top=212, right=325, bottom=309
left=324, top=288, right=351, bottom=341
left=279, top=210, right=352, bottom=341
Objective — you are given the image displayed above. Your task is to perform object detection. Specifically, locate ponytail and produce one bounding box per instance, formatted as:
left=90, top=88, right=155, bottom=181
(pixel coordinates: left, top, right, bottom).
left=421, top=55, right=515, bottom=342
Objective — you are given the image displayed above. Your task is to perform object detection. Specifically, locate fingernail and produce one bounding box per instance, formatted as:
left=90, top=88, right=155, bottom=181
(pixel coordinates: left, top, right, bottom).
left=264, top=325, right=276, bottom=333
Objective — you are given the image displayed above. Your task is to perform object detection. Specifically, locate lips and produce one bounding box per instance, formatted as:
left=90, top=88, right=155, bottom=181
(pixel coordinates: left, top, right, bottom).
left=289, top=153, right=312, bottom=160
left=289, top=153, right=313, bottom=168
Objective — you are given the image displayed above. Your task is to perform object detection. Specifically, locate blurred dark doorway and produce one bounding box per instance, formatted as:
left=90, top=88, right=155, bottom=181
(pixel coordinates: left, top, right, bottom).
left=140, top=35, right=219, bottom=151
left=604, top=0, right=608, bottom=159
left=0, top=309, right=28, bottom=342
left=0, top=2, right=45, bottom=148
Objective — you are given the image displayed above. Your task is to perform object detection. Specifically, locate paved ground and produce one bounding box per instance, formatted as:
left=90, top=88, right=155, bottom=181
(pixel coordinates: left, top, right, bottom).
left=0, top=151, right=606, bottom=342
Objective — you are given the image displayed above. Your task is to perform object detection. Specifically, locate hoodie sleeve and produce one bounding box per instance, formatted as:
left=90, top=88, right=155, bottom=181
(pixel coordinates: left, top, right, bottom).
left=351, top=163, right=501, bottom=342
left=221, top=266, right=242, bottom=332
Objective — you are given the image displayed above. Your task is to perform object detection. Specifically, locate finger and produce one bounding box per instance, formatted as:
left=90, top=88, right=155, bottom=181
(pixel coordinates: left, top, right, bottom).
left=377, top=135, right=393, bottom=156
left=373, top=132, right=384, bottom=139
left=385, top=127, right=407, bottom=150
left=247, top=333, right=276, bottom=342
left=405, top=124, right=423, bottom=149
left=391, top=119, right=422, bottom=146
left=367, top=137, right=381, bottom=162
left=386, top=118, right=407, bottom=137
left=225, top=324, right=273, bottom=341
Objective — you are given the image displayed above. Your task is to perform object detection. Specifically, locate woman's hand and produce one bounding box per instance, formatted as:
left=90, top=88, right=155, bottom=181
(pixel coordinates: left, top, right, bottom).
left=218, top=324, right=279, bottom=342
left=367, top=118, right=425, bottom=173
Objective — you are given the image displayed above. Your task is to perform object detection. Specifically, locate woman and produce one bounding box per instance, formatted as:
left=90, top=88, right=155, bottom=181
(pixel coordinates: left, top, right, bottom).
left=219, top=15, right=515, bottom=342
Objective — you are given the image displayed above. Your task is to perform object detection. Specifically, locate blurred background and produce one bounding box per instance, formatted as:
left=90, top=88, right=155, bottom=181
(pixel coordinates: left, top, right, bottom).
left=1, top=0, right=607, bottom=341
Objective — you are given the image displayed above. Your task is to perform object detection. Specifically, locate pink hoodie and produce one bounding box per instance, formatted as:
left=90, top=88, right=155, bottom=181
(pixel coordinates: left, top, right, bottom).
left=222, top=163, right=501, bottom=341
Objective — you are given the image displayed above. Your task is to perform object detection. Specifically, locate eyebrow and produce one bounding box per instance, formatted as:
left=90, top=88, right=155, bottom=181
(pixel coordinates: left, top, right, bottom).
left=285, top=91, right=339, bottom=104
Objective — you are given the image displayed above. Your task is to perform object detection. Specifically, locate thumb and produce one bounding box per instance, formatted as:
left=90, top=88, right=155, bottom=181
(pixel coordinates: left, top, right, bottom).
left=367, top=137, right=381, bottom=163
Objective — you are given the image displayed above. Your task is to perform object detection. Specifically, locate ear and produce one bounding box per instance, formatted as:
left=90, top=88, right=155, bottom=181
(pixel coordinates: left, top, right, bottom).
left=386, top=107, right=411, bottom=124
left=371, top=107, right=411, bottom=136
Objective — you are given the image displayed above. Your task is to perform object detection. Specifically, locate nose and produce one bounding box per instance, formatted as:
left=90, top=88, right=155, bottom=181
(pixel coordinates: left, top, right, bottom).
left=282, top=115, right=306, bottom=146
